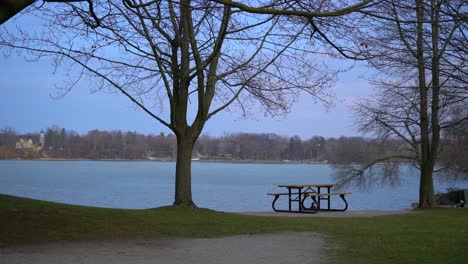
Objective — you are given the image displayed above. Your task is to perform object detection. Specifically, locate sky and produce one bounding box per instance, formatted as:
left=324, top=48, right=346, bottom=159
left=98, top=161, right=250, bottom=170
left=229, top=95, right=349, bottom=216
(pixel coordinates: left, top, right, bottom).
left=0, top=10, right=375, bottom=140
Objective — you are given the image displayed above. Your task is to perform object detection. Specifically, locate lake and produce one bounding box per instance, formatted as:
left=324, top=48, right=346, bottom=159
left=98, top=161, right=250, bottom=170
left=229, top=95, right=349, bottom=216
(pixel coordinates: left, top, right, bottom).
left=0, top=160, right=466, bottom=212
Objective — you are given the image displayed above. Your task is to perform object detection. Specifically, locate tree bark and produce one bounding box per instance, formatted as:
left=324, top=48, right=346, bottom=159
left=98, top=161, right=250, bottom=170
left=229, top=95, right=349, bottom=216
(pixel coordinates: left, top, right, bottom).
left=419, top=162, right=436, bottom=208
left=416, top=0, right=436, bottom=208
left=418, top=0, right=441, bottom=209
left=173, top=130, right=196, bottom=207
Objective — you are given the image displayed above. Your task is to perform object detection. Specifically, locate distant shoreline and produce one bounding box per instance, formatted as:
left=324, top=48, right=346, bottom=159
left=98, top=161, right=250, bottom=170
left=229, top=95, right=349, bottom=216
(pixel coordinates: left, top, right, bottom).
left=1, top=158, right=330, bottom=165
left=0, top=158, right=416, bottom=166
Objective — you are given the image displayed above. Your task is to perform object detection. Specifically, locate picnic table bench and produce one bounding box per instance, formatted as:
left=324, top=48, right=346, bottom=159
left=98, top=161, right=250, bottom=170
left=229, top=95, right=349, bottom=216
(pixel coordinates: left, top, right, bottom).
left=267, top=184, right=351, bottom=213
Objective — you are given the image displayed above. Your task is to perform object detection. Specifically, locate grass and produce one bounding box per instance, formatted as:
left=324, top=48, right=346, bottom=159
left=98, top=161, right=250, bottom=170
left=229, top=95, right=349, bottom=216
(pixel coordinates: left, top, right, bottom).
left=1, top=194, right=467, bottom=264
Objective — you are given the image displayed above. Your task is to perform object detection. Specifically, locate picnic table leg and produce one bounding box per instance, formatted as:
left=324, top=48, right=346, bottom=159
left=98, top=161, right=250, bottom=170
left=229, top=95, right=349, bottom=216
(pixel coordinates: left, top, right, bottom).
left=271, top=194, right=280, bottom=212
left=340, top=194, right=349, bottom=211
left=288, top=187, right=291, bottom=212
left=317, top=187, right=321, bottom=210
left=298, top=187, right=302, bottom=212
left=327, top=186, right=331, bottom=210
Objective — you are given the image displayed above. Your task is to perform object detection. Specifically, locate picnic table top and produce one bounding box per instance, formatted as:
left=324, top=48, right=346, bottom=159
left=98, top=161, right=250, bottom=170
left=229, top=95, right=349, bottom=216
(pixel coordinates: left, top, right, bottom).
left=277, top=184, right=336, bottom=188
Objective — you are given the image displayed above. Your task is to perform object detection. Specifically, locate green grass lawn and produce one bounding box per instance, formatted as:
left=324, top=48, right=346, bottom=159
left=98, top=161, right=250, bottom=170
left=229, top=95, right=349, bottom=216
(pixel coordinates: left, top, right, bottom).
left=1, top=194, right=467, bottom=264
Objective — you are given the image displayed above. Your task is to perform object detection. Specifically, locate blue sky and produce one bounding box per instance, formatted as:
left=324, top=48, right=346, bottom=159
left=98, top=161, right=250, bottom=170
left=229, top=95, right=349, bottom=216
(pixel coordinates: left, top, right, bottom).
left=0, top=11, right=374, bottom=139
left=0, top=54, right=372, bottom=138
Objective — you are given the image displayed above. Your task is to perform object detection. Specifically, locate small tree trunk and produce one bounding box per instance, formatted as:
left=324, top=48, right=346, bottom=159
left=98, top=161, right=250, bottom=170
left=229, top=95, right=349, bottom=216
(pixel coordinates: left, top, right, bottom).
left=173, top=133, right=196, bottom=207
left=418, top=162, right=436, bottom=208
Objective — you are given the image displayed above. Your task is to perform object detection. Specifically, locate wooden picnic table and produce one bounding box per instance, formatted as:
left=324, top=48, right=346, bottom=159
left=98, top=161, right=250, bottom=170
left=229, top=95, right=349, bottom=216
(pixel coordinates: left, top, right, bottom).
left=267, top=184, right=351, bottom=213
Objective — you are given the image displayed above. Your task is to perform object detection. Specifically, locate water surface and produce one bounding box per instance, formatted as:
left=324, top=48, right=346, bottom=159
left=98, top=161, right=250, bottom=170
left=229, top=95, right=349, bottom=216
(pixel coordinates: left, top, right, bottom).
left=0, top=160, right=465, bottom=212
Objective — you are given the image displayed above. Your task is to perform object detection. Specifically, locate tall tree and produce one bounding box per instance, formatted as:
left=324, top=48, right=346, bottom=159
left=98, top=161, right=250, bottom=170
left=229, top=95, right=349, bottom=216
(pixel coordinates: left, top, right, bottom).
left=334, top=0, right=467, bottom=207
left=1, top=0, right=372, bottom=207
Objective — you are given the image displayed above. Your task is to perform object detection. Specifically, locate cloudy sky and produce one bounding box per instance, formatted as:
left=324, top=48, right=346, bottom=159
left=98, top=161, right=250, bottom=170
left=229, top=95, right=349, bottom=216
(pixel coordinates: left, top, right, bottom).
left=0, top=10, right=375, bottom=139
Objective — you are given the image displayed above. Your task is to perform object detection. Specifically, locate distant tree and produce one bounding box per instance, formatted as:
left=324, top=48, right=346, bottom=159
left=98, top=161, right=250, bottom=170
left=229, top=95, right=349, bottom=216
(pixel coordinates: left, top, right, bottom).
left=1, top=125, right=420, bottom=163
left=303, top=136, right=325, bottom=161
left=0, top=127, right=17, bottom=147
left=64, top=130, right=82, bottom=158
left=194, top=134, right=211, bottom=158
left=287, top=135, right=303, bottom=160
left=45, top=126, right=63, bottom=151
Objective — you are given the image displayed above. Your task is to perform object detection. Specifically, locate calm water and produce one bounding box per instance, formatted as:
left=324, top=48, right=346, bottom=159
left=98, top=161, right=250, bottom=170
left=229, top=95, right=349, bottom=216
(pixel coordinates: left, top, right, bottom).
left=0, top=160, right=466, bottom=212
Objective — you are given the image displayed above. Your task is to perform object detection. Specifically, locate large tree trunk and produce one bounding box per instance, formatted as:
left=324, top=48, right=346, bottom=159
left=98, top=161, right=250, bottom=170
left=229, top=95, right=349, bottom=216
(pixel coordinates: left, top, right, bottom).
left=420, top=0, right=440, bottom=209
left=415, top=0, right=436, bottom=208
left=419, top=162, right=436, bottom=208
left=171, top=0, right=195, bottom=207
left=173, top=131, right=196, bottom=207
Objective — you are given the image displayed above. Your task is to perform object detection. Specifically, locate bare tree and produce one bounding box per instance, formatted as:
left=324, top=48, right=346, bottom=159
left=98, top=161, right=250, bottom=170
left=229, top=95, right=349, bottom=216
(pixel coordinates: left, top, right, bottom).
left=334, top=0, right=467, bottom=207
left=1, top=0, right=373, bottom=207
left=438, top=106, right=468, bottom=181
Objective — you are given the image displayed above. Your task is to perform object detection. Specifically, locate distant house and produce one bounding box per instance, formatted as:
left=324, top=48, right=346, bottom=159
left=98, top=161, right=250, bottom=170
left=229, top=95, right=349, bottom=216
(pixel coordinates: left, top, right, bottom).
left=15, top=131, right=46, bottom=152
left=15, top=138, right=41, bottom=151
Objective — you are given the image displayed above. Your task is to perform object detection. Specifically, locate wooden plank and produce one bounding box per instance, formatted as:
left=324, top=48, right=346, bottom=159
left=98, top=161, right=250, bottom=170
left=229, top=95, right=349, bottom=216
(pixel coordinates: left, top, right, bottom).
left=267, top=192, right=317, bottom=196
left=277, top=184, right=336, bottom=188
left=304, top=192, right=352, bottom=197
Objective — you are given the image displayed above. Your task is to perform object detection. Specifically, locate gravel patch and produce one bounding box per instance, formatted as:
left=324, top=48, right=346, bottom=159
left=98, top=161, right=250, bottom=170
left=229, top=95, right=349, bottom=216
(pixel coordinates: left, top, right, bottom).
left=1, top=232, right=324, bottom=264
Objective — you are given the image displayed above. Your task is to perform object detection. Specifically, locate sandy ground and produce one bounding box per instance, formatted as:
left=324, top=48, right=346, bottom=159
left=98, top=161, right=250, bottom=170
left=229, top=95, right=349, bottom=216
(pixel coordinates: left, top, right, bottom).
left=238, top=210, right=414, bottom=218
left=1, top=232, right=324, bottom=264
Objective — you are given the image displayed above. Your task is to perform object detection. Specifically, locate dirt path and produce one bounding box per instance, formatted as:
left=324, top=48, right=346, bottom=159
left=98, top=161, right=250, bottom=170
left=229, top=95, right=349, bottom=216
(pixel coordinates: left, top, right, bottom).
left=1, top=232, right=324, bottom=264
left=238, top=210, right=413, bottom=218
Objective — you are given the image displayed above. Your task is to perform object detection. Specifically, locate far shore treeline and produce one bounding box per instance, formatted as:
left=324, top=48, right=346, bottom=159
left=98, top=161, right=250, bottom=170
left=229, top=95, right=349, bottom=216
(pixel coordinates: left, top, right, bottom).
left=0, top=126, right=463, bottom=165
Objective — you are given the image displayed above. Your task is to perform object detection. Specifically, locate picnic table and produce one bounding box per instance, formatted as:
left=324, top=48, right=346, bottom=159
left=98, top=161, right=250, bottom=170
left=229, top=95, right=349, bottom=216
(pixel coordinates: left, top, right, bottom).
left=267, top=184, right=351, bottom=213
